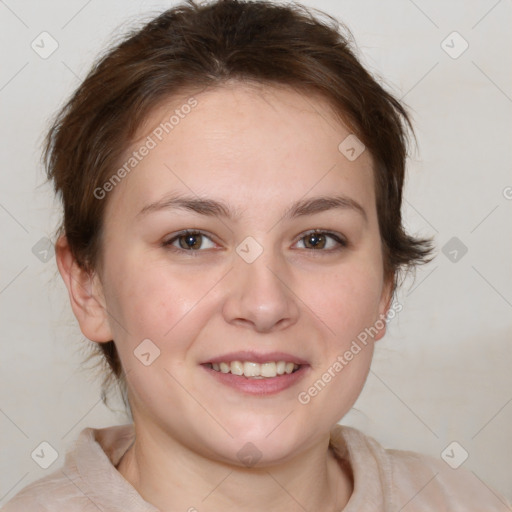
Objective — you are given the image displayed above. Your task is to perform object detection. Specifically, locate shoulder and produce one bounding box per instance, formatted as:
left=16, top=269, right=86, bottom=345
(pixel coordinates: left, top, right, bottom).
left=0, top=467, right=97, bottom=512
left=330, top=424, right=512, bottom=511
left=385, top=445, right=511, bottom=511
left=1, top=424, right=137, bottom=512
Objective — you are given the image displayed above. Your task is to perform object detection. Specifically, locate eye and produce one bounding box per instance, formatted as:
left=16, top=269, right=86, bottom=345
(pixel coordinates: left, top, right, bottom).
left=162, top=229, right=347, bottom=255
left=294, top=230, right=347, bottom=251
left=163, top=230, right=217, bottom=252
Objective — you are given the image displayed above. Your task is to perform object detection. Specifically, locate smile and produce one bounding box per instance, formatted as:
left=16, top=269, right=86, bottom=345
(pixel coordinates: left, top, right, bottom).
left=205, top=361, right=301, bottom=378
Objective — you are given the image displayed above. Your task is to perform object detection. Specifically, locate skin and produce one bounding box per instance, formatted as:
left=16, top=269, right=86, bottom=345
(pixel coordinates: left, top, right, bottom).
left=56, top=82, right=393, bottom=512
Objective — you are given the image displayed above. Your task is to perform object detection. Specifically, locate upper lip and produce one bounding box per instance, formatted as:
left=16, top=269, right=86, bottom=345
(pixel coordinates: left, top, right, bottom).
left=202, top=351, right=309, bottom=365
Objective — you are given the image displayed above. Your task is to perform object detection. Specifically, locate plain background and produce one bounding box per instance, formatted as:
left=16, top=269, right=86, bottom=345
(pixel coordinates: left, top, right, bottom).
left=1, top=0, right=511, bottom=505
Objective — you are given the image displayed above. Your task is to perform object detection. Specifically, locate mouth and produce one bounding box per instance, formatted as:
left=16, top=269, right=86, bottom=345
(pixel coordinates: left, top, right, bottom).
left=201, top=360, right=309, bottom=395
left=200, top=351, right=310, bottom=394
left=203, top=360, right=302, bottom=379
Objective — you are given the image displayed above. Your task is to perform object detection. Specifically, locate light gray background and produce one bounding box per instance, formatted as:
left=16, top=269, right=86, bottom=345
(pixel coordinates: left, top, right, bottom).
left=1, top=0, right=511, bottom=505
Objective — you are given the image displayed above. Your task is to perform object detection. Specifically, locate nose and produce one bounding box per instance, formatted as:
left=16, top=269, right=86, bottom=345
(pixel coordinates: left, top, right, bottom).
left=222, top=245, right=300, bottom=333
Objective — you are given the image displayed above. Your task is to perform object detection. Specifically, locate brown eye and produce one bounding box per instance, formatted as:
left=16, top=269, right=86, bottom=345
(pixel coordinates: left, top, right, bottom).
left=303, top=232, right=327, bottom=249
left=296, top=230, right=347, bottom=251
left=163, top=230, right=216, bottom=252
left=178, top=233, right=203, bottom=250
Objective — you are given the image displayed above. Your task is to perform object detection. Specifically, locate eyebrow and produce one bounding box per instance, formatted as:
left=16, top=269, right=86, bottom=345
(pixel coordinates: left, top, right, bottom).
left=137, top=193, right=367, bottom=223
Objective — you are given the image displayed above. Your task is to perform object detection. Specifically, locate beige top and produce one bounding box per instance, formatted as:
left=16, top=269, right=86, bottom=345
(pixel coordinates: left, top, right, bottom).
left=2, top=423, right=510, bottom=511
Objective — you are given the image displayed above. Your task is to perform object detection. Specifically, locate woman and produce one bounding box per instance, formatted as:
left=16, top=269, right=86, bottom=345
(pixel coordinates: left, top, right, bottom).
left=2, top=0, right=510, bottom=510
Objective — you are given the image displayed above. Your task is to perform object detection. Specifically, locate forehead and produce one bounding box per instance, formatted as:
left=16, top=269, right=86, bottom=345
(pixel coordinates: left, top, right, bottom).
left=105, top=82, right=376, bottom=221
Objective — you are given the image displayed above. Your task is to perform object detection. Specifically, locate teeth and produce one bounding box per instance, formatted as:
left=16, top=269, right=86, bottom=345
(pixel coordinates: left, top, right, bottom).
left=285, top=362, right=295, bottom=374
left=261, top=362, right=276, bottom=377
left=231, top=361, right=244, bottom=376
left=208, top=360, right=300, bottom=378
left=243, top=362, right=260, bottom=377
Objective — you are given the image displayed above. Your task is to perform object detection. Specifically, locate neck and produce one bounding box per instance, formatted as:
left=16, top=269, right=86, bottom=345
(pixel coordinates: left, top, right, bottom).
left=116, top=423, right=353, bottom=512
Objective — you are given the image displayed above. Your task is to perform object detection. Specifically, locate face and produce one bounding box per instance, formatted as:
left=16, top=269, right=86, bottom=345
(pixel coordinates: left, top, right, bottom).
left=79, top=83, right=392, bottom=465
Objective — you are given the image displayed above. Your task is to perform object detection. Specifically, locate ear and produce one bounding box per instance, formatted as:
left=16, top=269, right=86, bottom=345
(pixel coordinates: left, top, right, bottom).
left=373, top=275, right=394, bottom=342
left=55, top=235, right=113, bottom=343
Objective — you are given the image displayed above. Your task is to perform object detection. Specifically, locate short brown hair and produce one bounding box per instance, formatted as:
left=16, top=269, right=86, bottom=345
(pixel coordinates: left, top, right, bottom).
left=44, top=0, right=434, bottom=405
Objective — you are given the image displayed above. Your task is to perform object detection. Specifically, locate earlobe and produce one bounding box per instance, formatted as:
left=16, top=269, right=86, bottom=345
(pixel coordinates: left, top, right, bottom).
left=55, top=235, right=113, bottom=343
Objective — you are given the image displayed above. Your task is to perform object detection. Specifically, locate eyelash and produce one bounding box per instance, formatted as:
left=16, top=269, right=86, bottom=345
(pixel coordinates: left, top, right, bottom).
left=162, top=229, right=348, bottom=256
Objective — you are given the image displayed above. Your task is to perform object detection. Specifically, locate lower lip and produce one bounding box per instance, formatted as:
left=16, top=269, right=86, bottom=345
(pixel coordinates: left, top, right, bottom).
left=201, top=365, right=309, bottom=395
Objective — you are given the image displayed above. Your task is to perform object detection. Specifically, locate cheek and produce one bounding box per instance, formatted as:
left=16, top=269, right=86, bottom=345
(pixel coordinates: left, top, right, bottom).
left=297, top=265, right=381, bottom=421
left=309, top=259, right=384, bottom=341
left=102, top=254, right=219, bottom=353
